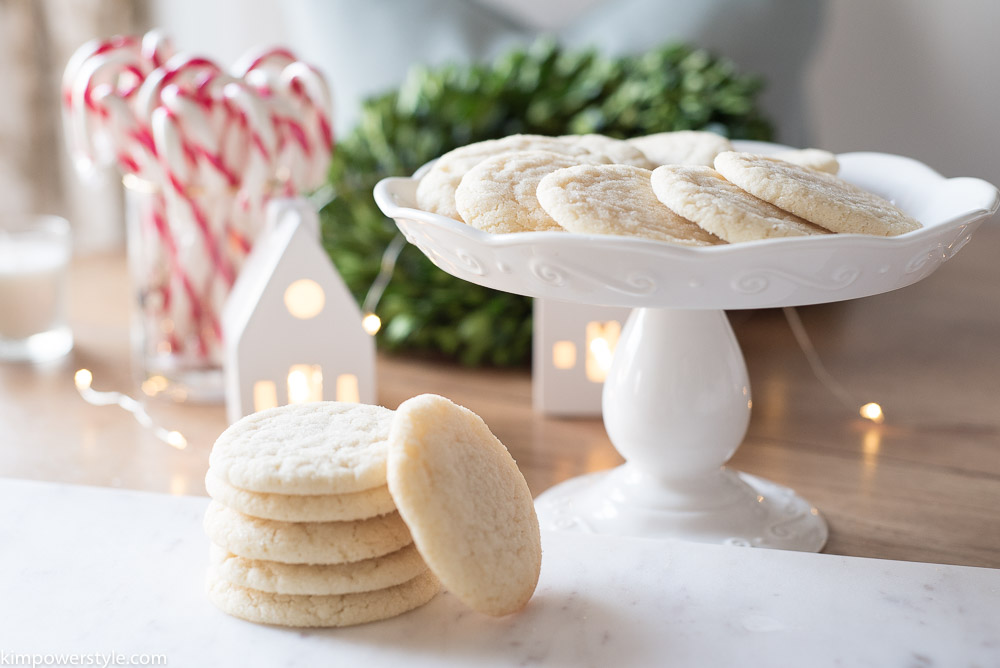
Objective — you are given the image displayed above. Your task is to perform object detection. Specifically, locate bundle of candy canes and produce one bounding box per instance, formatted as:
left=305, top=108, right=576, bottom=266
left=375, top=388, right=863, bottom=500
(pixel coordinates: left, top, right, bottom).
left=62, top=30, right=333, bottom=368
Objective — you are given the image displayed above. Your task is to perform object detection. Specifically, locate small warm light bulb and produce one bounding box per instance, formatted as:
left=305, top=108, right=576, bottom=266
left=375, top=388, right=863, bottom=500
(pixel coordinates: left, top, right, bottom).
left=362, top=312, right=382, bottom=336
left=166, top=431, right=188, bottom=450
left=860, top=402, right=884, bottom=424
left=74, top=369, right=93, bottom=390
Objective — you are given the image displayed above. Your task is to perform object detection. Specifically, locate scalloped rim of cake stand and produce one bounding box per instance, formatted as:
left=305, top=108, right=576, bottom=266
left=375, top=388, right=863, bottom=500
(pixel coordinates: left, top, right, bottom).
left=374, top=142, right=998, bottom=311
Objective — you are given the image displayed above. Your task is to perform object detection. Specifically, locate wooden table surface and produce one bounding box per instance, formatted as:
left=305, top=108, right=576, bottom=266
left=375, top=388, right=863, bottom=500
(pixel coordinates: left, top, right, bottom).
left=2, top=225, right=998, bottom=568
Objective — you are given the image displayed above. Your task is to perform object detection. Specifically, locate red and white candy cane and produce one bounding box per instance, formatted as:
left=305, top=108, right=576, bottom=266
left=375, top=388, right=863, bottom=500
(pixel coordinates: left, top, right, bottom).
left=62, top=32, right=174, bottom=172
left=137, top=58, right=237, bottom=361
left=222, top=81, right=279, bottom=258
left=236, top=48, right=334, bottom=194
left=231, top=46, right=297, bottom=92
left=151, top=102, right=219, bottom=360
left=140, top=29, right=174, bottom=70
left=64, top=36, right=335, bottom=368
left=63, top=34, right=180, bottom=363
left=275, top=62, right=334, bottom=193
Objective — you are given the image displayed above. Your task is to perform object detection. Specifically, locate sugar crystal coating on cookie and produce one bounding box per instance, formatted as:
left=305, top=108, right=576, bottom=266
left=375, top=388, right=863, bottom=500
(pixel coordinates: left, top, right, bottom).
left=204, top=501, right=413, bottom=564
left=651, top=165, right=830, bottom=242
left=387, top=394, right=541, bottom=617
left=209, top=401, right=394, bottom=495
left=627, top=130, right=733, bottom=167
left=536, top=163, right=725, bottom=246
left=205, top=471, right=397, bottom=523
left=772, top=148, right=840, bottom=175
left=715, top=151, right=922, bottom=236
left=209, top=543, right=428, bottom=596
left=206, top=568, right=440, bottom=628
left=558, top=133, right=656, bottom=168
left=456, top=150, right=609, bottom=233
left=415, top=134, right=592, bottom=221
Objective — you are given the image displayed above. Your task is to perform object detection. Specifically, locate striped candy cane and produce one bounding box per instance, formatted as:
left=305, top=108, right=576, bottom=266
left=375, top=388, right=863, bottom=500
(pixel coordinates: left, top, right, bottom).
left=64, top=35, right=335, bottom=380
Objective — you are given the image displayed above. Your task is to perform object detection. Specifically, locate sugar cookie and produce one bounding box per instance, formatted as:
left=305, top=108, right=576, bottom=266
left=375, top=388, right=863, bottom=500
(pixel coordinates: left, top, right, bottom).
left=208, top=402, right=393, bottom=496
left=204, top=501, right=412, bottom=564
left=206, top=568, right=440, bottom=628
left=651, top=165, right=830, bottom=242
left=715, top=151, right=921, bottom=236
left=415, top=134, right=591, bottom=221
left=209, top=543, right=427, bottom=595
left=536, top=164, right=724, bottom=245
left=772, top=148, right=839, bottom=174
left=387, top=394, right=541, bottom=617
left=627, top=130, right=733, bottom=167
left=455, top=150, right=608, bottom=234
left=559, top=134, right=655, bottom=168
left=205, top=472, right=396, bottom=523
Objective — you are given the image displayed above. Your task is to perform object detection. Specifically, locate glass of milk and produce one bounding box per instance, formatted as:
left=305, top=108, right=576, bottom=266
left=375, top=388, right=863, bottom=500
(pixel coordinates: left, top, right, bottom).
left=0, top=215, right=73, bottom=362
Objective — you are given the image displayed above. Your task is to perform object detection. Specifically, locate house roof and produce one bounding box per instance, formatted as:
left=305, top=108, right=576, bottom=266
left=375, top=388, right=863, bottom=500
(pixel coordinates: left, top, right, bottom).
left=222, top=198, right=357, bottom=345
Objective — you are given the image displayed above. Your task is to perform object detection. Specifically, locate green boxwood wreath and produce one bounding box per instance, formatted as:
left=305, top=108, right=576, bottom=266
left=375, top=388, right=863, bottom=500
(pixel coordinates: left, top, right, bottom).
left=319, top=38, right=773, bottom=367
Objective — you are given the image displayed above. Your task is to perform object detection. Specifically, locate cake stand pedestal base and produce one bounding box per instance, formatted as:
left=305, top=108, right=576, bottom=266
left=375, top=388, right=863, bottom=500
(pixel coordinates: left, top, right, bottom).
left=534, top=307, right=828, bottom=552
left=535, top=466, right=828, bottom=550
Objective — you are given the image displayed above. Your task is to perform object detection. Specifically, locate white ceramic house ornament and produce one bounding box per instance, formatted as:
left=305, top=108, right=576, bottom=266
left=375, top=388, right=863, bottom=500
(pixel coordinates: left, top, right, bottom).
left=222, top=199, right=375, bottom=424
left=532, top=299, right=631, bottom=415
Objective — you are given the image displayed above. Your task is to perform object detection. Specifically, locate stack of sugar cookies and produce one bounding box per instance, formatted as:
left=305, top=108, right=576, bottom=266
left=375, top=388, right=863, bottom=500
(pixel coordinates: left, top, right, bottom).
left=204, top=396, right=541, bottom=627
left=415, top=131, right=921, bottom=244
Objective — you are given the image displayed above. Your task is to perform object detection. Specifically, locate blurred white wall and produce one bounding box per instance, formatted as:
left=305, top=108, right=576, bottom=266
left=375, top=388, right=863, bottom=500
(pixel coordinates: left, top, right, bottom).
left=148, top=0, right=288, bottom=67
left=807, top=0, right=1000, bottom=186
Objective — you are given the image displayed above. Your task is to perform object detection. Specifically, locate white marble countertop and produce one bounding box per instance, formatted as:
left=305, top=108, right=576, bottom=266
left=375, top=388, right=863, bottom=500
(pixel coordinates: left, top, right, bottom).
left=0, top=478, right=997, bottom=667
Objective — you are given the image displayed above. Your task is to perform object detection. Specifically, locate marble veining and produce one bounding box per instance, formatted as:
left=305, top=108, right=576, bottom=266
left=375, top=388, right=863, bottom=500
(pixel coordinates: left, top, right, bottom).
left=1, top=478, right=998, bottom=667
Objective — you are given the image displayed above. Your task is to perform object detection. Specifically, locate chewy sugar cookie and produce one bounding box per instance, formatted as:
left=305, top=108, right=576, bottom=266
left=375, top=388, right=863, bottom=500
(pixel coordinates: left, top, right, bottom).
left=209, top=543, right=428, bottom=596
left=536, top=164, right=724, bottom=246
left=559, top=134, right=655, bottom=168
left=204, top=501, right=412, bottom=564
left=206, top=568, right=440, bottom=628
left=715, top=151, right=922, bottom=236
left=415, top=134, right=591, bottom=221
left=772, top=148, right=839, bottom=174
left=627, top=130, right=733, bottom=167
left=205, top=472, right=396, bottom=523
left=387, top=394, right=541, bottom=617
left=208, top=402, right=393, bottom=496
left=456, top=150, right=608, bottom=234
left=651, top=165, right=830, bottom=242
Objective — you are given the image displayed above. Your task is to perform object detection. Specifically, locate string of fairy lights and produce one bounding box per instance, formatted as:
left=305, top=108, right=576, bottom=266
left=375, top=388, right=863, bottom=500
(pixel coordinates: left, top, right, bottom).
left=73, top=296, right=884, bottom=447
left=782, top=308, right=884, bottom=424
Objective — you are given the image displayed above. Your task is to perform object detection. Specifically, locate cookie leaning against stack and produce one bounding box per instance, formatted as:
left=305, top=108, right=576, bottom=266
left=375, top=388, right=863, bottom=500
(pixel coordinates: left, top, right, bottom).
left=204, top=398, right=543, bottom=627
left=204, top=402, right=439, bottom=628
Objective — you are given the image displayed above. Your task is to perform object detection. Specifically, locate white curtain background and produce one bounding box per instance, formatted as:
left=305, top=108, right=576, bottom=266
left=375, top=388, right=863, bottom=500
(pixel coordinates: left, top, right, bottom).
left=0, top=0, right=147, bottom=251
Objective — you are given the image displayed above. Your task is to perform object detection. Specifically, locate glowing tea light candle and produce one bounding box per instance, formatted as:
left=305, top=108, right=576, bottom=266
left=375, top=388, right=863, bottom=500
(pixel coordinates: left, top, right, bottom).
left=0, top=216, right=73, bottom=361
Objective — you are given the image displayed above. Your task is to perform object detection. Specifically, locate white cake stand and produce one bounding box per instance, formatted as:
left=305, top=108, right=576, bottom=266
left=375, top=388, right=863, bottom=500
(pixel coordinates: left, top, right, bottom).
left=374, top=142, right=998, bottom=551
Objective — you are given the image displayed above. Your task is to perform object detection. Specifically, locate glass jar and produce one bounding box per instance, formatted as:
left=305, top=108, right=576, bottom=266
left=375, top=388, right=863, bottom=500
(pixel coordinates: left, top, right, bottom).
left=124, top=174, right=259, bottom=401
